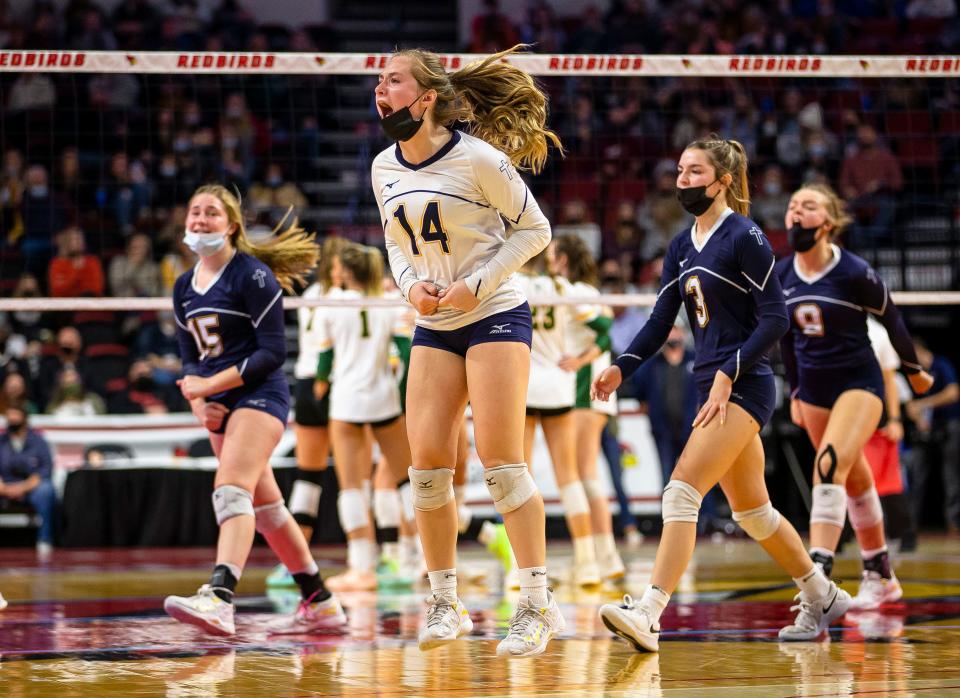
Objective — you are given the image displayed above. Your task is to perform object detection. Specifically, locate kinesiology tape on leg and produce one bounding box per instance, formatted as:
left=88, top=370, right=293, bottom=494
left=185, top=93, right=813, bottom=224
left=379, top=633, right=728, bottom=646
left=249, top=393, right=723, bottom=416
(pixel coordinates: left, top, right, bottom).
left=816, top=444, right=839, bottom=484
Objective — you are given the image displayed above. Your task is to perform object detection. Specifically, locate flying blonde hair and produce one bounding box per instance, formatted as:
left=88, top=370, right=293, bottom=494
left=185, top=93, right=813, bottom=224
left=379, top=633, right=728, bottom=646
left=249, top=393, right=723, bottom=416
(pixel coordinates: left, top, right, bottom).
left=794, top=182, right=854, bottom=241
left=393, top=44, right=563, bottom=174
left=189, top=184, right=318, bottom=292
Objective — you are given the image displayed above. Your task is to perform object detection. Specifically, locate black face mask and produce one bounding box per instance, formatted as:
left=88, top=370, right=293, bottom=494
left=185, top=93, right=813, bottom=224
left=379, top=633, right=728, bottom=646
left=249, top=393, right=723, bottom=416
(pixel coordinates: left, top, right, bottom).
left=380, top=94, right=426, bottom=142
left=676, top=180, right=718, bottom=216
left=7, top=421, right=25, bottom=433
left=132, top=376, right=155, bottom=392
left=788, top=221, right=821, bottom=253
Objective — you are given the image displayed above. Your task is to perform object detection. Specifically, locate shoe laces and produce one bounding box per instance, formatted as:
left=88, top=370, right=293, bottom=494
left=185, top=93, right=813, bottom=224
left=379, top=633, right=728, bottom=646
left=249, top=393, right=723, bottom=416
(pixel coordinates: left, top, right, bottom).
left=788, top=594, right=819, bottom=631
left=425, top=594, right=458, bottom=630
left=507, top=597, right=545, bottom=638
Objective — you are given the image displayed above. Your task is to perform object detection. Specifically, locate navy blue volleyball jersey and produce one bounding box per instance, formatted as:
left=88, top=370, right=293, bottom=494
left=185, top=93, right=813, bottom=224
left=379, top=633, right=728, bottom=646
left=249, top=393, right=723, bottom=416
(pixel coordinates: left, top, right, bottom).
left=173, top=252, right=287, bottom=389
left=776, top=245, right=922, bottom=391
left=615, top=209, right=788, bottom=383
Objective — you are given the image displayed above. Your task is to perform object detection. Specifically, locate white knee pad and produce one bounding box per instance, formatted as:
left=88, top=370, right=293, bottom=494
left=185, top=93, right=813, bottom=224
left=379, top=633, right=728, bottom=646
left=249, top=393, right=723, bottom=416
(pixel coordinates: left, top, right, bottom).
left=373, top=489, right=402, bottom=528
left=289, top=480, right=322, bottom=517
left=212, top=485, right=254, bottom=525
left=581, top=477, right=604, bottom=501
left=254, top=500, right=290, bottom=534
left=560, top=481, right=591, bottom=517
left=337, top=488, right=371, bottom=533
left=661, top=480, right=702, bottom=524
left=810, top=483, right=847, bottom=527
left=847, top=486, right=883, bottom=531
left=483, top=463, right=538, bottom=514
left=407, top=467, right=455, bottom=511
left=733, top=502, right=782, bottom=541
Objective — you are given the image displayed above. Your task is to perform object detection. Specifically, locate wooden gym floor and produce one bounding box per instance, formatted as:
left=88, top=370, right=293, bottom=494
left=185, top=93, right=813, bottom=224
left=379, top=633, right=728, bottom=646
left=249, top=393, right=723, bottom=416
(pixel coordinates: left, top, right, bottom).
left=2, top=538, right=960, bottom=696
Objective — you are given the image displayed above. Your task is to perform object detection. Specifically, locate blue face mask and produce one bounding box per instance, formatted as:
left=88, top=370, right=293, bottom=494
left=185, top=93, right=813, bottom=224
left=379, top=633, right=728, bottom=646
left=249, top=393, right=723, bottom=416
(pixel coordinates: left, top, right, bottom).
left=183, top=228, right=227, bottom=256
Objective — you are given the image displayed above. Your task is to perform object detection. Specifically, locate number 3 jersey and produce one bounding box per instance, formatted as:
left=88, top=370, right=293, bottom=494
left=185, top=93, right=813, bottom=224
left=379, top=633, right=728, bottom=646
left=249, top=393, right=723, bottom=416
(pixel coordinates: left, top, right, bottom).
left=173, top=252, right=288, bottom=397
left=614, top=208, right=788, bottom=384
left=775, top=244, right=922, bottom=392
left=373, top=130, right=551, bottom=331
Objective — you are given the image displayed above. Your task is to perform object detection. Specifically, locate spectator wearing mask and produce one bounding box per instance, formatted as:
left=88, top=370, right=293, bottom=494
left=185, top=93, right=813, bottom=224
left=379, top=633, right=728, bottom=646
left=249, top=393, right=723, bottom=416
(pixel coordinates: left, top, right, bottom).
left=248, top=163, right=308, bottom=212
left=46, top=368, right=106, bottom=417
left=637, top=161, right=690, bottom=261
left=0, top=404, right=57, bottom=556
left=108, top=359, right=170, bottom=414
left=48, top=226, right=105, bottom=298
left=751, top=164, right=791, bottom=233
left=37, top=328, right=93, bottom=410
left=554, top=199, right=602, bottom=260
left=0, top=372, right=37, bottom=414
left=20, top=165, right=70, bottom=279
left=840, top=123, right=903, bottom=244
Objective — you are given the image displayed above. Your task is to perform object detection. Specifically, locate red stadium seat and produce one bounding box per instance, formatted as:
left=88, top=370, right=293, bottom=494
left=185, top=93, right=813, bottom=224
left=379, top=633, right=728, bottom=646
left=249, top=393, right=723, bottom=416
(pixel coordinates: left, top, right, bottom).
left=885, top=111, right=932, bottom=136
left=938, top=112, right=960, bottom=134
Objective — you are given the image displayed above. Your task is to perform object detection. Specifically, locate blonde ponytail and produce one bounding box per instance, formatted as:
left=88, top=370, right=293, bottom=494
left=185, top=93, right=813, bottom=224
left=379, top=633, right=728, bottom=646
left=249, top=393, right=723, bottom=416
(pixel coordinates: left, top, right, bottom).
left=685, top=135, right=751, bottom=216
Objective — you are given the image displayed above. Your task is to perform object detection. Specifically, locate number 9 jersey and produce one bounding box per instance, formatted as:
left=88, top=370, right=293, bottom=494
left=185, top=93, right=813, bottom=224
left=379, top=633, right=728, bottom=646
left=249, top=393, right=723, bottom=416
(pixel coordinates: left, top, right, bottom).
left=373, top=131, right=552, bottom=331
left=173, top=252, right=289, bottom=400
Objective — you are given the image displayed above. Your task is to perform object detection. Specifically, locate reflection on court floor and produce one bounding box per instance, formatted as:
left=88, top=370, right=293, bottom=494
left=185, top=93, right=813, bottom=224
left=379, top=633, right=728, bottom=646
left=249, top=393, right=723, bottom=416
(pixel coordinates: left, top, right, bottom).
left=2, top=540, right=960, bottom=695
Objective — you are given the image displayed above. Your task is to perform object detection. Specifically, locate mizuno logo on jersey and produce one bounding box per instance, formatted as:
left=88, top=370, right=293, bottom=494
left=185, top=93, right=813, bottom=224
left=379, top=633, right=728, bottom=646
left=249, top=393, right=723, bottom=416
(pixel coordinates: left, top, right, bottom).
left=182, top=300, right=191, bottom=307
left=679, top=258, right=688, bottom=267
left=252, top=269, right=267, bottom=288
left=489, top=323, right=512, bottom=334
left=383, top=179, right=400, bottom=190
left=246, top=398, right=267, bottom=408
left=783, top=287, right=796, bottom=296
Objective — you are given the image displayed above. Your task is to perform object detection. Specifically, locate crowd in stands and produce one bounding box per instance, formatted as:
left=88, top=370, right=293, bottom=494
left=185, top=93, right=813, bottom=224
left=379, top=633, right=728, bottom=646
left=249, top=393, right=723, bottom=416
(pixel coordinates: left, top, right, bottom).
left=0, top=0, right=957, bottom=418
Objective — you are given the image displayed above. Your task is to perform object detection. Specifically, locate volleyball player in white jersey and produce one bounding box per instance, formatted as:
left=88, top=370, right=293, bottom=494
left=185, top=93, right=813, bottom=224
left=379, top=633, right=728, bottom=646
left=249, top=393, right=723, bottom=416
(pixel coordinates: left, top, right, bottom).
left=516, top=253, right=601, bottom=587
left=373, top=45, right=562, bottom=657
left=314, top=244, right=415, bottom=592
left=551, top=235, right=626, bottom=581
left=268, top=236, right=351, bottom=589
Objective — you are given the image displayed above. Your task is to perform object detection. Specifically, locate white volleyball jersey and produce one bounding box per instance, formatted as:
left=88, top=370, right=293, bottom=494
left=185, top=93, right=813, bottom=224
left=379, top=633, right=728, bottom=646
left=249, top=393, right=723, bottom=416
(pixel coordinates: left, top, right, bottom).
left=373, top=131, right=551, bottom=331
left=566, top=281, right=617, bottom=415
left=516, top=273, right=575, bottom=409
left=316, top=289, right=405, bottom=422
left=294, top=284, right=342, bottom=379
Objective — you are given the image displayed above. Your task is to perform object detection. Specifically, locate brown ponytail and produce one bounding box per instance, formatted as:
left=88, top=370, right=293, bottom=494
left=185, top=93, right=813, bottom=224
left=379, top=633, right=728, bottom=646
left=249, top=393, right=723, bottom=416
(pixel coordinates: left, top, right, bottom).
left=685, top=135, right=751, bottom=216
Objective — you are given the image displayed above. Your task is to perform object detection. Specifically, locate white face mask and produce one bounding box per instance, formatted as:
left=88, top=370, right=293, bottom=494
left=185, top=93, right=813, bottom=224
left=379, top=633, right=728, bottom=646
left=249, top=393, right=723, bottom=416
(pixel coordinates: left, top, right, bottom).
left=183, top=228, right=227, bottom=256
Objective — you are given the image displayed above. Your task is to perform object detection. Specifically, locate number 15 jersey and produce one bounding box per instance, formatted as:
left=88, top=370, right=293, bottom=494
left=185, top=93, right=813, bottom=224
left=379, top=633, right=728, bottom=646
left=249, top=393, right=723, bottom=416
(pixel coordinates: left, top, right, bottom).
left=373, top=130, right=551, bottom=331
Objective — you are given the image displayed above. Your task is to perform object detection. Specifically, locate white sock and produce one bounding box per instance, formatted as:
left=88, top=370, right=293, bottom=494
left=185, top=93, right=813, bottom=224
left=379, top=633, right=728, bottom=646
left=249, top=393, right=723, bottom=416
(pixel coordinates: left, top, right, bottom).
left=794, top=565, right=832, bottom=601
left=428, top=568, right=457, bottom=598
left=573, top=535, right=597, bottom=565
left=519, top=566, right=549, bottom=606
left=639, top=584, right=670, bottom=624
left=594, top=532, right=618, bottom=561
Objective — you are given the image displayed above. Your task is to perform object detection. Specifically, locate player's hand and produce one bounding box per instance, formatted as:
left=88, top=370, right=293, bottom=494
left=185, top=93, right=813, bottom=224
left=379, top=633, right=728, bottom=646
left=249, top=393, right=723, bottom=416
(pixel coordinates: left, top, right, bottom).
left=177, top=375, right=212, bottom=400
left=693, top=370, right=733, bottom=428
left=437, top=279, right=479, bottom=312
left=409, top=281, right=440, bottom=316
left=313, top=380, right=329, bottom=401
left=881, top=419, right=904, bottom=443
left=790, top=398, right=804, bottom=428
left=591, top=366, right=622, bottom=402
left=558, top=355, right=581, bottom=372
left=197, top=401, right=229, bottom=431
left=908, top=370, right=934, bottom=395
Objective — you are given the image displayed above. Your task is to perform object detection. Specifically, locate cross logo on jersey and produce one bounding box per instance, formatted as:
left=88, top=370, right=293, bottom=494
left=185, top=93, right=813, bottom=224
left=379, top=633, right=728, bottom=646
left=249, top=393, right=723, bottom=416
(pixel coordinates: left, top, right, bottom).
left=748, top=226, right=764, bottom=245
left=499, top=159, right=514, bottom=181
left=252, top=269, right=267, bottom=288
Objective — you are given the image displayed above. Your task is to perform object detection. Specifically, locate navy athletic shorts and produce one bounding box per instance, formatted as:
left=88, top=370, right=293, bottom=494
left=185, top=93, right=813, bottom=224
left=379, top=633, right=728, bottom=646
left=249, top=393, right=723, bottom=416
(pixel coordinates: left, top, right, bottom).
left=412, top=302, right=532, bottom=358
left=796, top=361, right=885, bottom=410
left=696, top=371, right=776, bottom=429
left=207, top=374, right=290, bottom=434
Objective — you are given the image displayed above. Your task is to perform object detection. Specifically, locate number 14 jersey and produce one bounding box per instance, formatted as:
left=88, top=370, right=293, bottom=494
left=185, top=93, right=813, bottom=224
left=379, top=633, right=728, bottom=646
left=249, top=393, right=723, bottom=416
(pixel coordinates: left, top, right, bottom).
left=373, top=130, right=551, bottom=331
